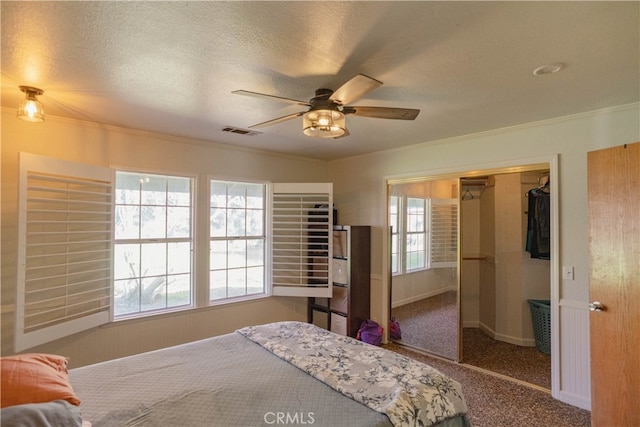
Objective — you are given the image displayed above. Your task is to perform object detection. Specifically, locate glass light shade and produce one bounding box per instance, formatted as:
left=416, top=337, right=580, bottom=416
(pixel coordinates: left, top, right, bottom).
left=17, top=87, right=45, bottom=123
left=303, top=109, right=346, bottom=138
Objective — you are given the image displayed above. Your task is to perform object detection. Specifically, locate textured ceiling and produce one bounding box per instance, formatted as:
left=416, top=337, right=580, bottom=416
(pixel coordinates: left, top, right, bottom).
left=2, top=1, right=638, bottom=161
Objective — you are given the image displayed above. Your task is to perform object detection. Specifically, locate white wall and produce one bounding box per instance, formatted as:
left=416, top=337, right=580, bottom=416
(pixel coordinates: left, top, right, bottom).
left=327, top=103, right=640, bottom=409
left=0, top=108, right=329, bottom=367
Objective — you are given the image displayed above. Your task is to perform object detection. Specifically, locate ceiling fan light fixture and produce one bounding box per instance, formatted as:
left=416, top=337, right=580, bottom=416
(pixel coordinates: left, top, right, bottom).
left=303, top=109, right=345, bottom=138
left=17, top=86, right=45, bottom=123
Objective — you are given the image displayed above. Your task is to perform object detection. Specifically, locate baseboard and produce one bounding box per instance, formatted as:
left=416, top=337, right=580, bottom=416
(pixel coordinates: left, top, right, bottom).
left=478, top=322, right=536, bottom=347
left=556, top=390, right=591, bottom=411
left=392, top=287, right=456, bottom=308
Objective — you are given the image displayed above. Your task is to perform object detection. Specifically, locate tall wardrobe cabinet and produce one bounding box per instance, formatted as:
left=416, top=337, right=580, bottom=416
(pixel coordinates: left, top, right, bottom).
left=308, top=225, right=371, bottom=338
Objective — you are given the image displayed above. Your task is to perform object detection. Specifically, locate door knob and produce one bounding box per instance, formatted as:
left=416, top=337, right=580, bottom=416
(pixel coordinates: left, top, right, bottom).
left=589, top=301, right=605, bottom=312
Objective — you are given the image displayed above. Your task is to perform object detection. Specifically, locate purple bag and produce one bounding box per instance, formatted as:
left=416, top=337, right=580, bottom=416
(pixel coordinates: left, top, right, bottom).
left=389, top=316, right=402, bottom=340
left=356, top=319, right=383, bottom=346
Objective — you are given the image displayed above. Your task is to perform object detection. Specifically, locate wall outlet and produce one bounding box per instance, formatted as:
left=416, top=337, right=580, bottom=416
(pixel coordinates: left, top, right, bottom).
left=562, top=265, right=575, bottom=280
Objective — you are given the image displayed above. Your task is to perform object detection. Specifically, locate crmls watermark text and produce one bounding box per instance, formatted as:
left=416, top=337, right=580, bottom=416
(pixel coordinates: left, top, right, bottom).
left=263, top=412, right=315, bottom=425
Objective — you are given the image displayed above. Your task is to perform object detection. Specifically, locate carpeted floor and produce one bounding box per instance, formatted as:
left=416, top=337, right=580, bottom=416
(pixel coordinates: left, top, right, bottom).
left=463, top=327, right=551, bottom=389
left=385, top=343, right=591, bottom=427
left=392, top=291, right=551, bottom=390
left=391, top=291, right=458, bottom=359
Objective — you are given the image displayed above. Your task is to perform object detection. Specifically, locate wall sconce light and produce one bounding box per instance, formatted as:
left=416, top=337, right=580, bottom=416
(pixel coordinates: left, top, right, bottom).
left=18, top=86, right=45, bottom=123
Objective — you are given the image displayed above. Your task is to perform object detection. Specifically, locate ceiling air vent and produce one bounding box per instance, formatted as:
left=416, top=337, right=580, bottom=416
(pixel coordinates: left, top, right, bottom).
left=221, top=126, right=261, bottom=136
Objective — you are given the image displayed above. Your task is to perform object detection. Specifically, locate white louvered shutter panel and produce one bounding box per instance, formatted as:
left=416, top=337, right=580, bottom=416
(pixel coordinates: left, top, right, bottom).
left=430, top=198, right=458, bottom=268
left=271, top=183, right=332, bottom=297
left=16, top=153, right=112, bottom=351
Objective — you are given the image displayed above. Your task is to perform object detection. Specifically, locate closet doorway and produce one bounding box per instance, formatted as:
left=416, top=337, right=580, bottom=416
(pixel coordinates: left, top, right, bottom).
left=387, top=159, right=556, bottom=391
left=459, top=169, right=551, bottom=390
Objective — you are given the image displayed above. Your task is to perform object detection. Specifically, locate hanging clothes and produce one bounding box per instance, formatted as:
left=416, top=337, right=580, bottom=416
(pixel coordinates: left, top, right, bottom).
left=526, top=184, right=550, bottom=260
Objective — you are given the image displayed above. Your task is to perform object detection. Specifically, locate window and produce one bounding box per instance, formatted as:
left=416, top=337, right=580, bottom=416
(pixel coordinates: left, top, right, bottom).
left=389, top=196, right=400, bottom=274
left=390, top=194, right=458, bottom=275
left=16, top=153, right=332, bottom=349
left=209, top=180, right=266, bottom=301
left=406, top=197, right=427, bottom=271
left=114, top=172, right=193, bottom=317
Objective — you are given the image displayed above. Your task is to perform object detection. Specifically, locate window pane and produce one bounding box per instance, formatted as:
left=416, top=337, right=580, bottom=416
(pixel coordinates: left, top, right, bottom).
left=115, top=206, right=140, bottom=239
left=247, top=266, right=264, bottom=295
left=114, top=244, right=139, bottom=280
left=246, top=209, right=263, bottom=236
left=210, top=181, right=228, bottom=208
left=115, top=172, right=141, bottom=204
left=141, top=243, right=166, bottom=277
left=168, top=242, right=191, bottom=274
left=227, top=183, right=247, bottom=208
left=227, top=208, right=245, bottom=237
left=114, top=279, right=139, bottom=316
left=167, top=206, right=190, bottom=238
left=141, top=276, right=166, bottom=311
left=246, top=185, right=264, bottom=209
left=228, top=240, right=246, bottom=269
left=140, top=175, right=166, bottom=205
left=228, top=268, right=246, bottom=297
left=141, top=206, right=166, bottom=238
left=210, top=240, right=227, bottom=270
left=210, top=207, right=227, bottom=237
left=167, top=177, right=191, bottom=206
left=247, top=239, right=264, bottom=267
left=210, top=270, right=227, bottom=300
left=167, top=274, right=190, bottom=307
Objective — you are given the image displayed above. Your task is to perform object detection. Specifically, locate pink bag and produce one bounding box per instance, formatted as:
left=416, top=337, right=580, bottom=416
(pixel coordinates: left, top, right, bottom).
left=356, top=319, right=383, bottom=346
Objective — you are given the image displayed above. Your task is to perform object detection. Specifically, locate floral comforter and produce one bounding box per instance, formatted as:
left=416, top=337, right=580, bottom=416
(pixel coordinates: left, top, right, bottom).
left=237, top=321, right=468, bottom=427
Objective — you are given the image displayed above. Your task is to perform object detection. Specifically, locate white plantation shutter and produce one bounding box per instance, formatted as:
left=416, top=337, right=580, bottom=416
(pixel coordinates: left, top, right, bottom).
left=430, top=198, right=458, bottom=268
left=271, top=183, right=333, bottom=297
left=16, top=153, right=112, bottom=351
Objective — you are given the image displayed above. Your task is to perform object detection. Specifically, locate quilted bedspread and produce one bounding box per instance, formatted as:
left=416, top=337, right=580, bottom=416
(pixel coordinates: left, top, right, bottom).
left=237, top=321, right=469, bottom=427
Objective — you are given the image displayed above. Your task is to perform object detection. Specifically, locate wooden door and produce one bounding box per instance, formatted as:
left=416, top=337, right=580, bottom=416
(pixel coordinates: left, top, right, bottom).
left=588, top=142, right=640, bottom=426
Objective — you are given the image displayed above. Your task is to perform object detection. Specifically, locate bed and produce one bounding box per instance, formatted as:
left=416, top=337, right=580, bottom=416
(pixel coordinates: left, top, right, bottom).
left=2, top=321, right=469, bottom=427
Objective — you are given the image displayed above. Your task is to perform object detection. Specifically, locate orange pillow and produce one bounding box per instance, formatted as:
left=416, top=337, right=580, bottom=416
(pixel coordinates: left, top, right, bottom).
left=0, top=353, right=81, bottom=408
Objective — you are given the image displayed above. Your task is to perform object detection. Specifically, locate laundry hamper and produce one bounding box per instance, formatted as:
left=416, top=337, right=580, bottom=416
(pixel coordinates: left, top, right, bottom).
left=528, top=299, right=551, bottom=354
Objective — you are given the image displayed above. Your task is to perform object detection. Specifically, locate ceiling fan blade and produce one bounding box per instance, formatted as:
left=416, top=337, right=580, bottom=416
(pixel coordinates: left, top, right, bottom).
left=344, top=106, right=420, bottom=120
left=329, top=74, right=382, bottom=105
left=232, top=90, right=310, bottom=107
left=248, top=111, right=306, bottom=129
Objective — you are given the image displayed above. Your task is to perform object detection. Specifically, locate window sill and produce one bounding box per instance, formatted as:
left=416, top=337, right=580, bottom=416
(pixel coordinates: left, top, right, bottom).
left=107, top=293, right=270, bottom=327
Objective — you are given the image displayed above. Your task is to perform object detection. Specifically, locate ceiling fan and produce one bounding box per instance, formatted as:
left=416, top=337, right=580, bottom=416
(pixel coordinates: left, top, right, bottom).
left=232, top=74, right=420, bottom=138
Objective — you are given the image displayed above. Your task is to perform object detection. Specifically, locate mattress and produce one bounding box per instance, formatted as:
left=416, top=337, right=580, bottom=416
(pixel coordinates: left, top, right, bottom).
left=69, top=322, right=469, bottom=427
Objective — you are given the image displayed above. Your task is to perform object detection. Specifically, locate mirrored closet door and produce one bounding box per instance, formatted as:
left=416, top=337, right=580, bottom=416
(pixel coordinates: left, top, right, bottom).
left=389, top=178, right=460, bottom=361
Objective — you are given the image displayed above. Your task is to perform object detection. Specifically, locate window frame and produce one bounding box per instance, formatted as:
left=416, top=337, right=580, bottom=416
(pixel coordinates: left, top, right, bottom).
left=208, top=178, right=268, bottom=304
left=389, top=195, right=401, bottom=274
left=112, top=170, right=196, bottom=320
left=405, top=197, right=428, bottom=272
